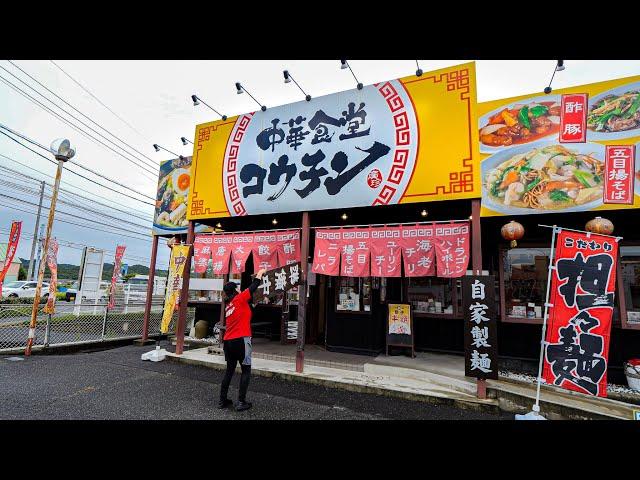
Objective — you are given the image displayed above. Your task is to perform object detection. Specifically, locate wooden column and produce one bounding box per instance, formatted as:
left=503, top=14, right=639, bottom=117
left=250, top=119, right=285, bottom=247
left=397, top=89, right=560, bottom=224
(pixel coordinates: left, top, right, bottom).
left=296, top=212, right=311, bottom=373
left=471, top=198, right=486, bottom=399
left=175, top=221, right=195, bottom=355
left=140, top=234, right=159, bottom=343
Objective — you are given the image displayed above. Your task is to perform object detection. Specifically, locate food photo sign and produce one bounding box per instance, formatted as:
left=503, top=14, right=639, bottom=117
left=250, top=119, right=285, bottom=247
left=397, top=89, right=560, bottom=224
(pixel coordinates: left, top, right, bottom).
left=188, top=62, right=480, bottom=219
left=479, top=74, right=640, bottom=217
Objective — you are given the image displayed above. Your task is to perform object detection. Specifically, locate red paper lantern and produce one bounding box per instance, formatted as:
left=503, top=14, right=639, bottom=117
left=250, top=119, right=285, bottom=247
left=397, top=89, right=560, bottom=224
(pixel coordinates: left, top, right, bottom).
left=501, top=221, right=524, bottom=248
left=585, top=217, right=614, bottom=235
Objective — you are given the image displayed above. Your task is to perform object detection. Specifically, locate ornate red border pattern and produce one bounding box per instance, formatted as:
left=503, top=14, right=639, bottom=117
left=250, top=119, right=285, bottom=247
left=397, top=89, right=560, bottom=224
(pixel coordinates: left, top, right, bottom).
left=373, top=81, right=412, bottom=206
left=403, top=68, right=475, bottom=199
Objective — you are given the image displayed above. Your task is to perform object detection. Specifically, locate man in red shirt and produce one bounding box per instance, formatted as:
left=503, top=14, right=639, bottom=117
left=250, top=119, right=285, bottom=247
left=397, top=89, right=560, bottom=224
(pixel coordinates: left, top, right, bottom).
left=218, top=268, right=266, bottom=411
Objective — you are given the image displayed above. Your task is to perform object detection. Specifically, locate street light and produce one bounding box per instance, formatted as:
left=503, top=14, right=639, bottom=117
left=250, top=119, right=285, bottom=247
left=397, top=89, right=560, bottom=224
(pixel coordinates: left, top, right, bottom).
left=25, top=138, right=75, bottom=356
left=191, top=94, right=227, bottom=121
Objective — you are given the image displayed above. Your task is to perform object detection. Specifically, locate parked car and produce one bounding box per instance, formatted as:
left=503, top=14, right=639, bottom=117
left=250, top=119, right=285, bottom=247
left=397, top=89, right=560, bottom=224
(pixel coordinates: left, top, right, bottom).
left=65, top=281, right=110, bottom=302
left=2, top=281, right=50, bottom=299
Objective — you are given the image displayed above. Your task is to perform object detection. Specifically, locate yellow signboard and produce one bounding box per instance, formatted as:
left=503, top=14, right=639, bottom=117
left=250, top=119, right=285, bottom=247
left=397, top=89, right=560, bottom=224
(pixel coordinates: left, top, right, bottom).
left=388, top=303, right=411, bottom=335
left=188, top=62, right=480, bottom=219
left=479, top=74, right=640, bottom=217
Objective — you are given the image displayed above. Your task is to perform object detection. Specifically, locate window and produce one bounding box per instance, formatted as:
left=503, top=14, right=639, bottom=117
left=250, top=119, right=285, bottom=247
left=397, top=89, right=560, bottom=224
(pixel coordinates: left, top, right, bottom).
left=335, top=277, right=372, bottom=312
left=502, top=247, right=549, bottom=319
left=621, top=246, right=640, bottom=325
left=4, top=281, right=25, bottom=288
left=408, top=277, right=456, bottom=315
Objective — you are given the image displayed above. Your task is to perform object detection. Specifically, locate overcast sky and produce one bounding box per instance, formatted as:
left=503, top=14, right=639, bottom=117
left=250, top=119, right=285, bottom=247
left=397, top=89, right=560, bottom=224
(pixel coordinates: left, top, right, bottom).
left=1, top=60, right=639, bottom=269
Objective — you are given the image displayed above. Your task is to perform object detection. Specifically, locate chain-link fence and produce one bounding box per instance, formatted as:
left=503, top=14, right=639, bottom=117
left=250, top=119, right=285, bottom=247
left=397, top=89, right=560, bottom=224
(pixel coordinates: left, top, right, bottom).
left=0, top=298, right=195, bottom=353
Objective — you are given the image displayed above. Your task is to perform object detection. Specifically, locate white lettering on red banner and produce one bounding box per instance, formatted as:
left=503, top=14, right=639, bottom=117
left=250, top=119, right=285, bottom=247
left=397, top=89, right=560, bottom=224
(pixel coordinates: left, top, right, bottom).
left=604, top=145, right=635, bottom=204
left=542, top=229, right=618, bottom=397
left=560, top=93, right=588, bottom=143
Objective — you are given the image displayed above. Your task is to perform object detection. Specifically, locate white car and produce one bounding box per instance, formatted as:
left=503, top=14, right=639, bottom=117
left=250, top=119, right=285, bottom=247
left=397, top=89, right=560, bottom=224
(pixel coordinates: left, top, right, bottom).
left=2, top=281, right=51, bottom=299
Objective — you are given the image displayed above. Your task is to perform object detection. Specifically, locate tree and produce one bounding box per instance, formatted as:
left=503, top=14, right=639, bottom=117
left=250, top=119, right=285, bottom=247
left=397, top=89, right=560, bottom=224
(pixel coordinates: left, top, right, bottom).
left=18, top=266, right=27, bottom=280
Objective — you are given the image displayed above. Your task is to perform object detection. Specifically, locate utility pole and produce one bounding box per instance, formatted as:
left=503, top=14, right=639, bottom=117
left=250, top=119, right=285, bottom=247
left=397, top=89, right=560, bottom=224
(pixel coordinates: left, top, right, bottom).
left=25, top=139, right=75, bottom=357
left=33, top=224, right=45, bottom=281
left=27, top=181, right=46, bottom=280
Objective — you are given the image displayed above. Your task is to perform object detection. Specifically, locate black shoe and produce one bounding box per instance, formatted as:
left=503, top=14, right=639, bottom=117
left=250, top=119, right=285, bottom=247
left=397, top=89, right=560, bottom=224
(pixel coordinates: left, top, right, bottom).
left=218, top=399, right=233, bottom=409
left=235, top=401, right=252, bottom=411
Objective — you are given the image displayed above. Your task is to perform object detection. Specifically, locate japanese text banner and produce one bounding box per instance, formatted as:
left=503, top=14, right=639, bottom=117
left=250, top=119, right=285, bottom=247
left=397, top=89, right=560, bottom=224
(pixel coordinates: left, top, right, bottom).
left=433, top=223, right=470, bottom=278
left=543, top=229, right=618, bottom=398
left=230, top=234, right=254, bottom=274
left=193, top=235, right=212, bottom=274
left=400, top=225, right=436, bottom=277
left=370, top=227, right=403, bottom=277
left=107, top=245, right=126, bottom=311
left=0, top=221, right=21, bottom=297
left=211, top=235, right=232, bottom=275
left=312, top=229, right=341, bottom=276
left=276, top=230, right=301, bottom=265
left=252, top=232, right=280, bottom=271
left=339, top=228, right=371, bottom=277
left=43, top=238, right=59, bottom=314
left=161, top=245, right=190, bottom=334
left=188, top=62, right=479, bottom=219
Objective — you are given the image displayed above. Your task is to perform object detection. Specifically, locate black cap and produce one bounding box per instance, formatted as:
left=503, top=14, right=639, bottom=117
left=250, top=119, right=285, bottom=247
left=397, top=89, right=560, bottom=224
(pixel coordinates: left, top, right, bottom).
left=223, top=281, right=238, bottom=297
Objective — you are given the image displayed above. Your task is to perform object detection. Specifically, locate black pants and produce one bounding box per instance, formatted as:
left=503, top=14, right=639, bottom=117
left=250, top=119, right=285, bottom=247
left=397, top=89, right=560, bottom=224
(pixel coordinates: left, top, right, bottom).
left=220, top=337, right=252, bottom=402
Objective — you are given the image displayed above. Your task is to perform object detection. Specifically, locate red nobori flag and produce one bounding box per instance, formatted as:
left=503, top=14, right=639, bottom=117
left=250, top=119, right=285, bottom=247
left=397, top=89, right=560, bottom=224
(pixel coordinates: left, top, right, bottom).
left=370, top=226, right=402, bottom=277
left=252, top=232, right=280, bottom=272
left=211, top=234, right=232, bottom=275
left=312, top=229, right=341, bottom=276
left=559, top=93, right=588, bottom=143
left=277, top=229, right=301, bottom=266
left=230, top=234, right=254, bottom=274
left=604, top=145, right=635, bottom=204
left=433, top=222, right=470, bottom=278
left=339, top=228, right=371, bottom=277
left=193, top=235, right=213, bottom=274
left=400, top=225, right=436, bottom=277
left=108, top=244, right=126, bottom=310
left=0, top=221, right=22, bottom=297
left=543, top=229, right=618, bottom=398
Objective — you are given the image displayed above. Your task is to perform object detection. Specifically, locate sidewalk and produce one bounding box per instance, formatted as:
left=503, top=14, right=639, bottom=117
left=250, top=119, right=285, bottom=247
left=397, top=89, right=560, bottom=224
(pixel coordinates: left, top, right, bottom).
left=167, top=341, right=640, bottom=420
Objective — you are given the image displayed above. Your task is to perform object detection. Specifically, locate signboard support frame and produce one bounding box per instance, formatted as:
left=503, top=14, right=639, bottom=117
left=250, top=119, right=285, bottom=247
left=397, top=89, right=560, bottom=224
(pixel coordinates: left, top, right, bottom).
left=140, top=234, right=159, bottom=344
left=176, top=221, right=195, bottom=355
left=532, top=224, right=560, bottom=415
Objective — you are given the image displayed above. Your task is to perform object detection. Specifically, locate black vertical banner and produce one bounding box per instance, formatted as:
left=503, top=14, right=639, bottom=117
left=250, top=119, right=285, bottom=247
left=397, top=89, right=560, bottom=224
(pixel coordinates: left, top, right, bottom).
left=463, top=275, right=498, bottom=380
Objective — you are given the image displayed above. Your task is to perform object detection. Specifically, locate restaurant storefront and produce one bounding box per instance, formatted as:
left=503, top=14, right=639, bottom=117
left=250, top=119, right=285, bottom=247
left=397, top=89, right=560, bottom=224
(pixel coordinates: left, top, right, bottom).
left=144, top=61, right=640, bottom=389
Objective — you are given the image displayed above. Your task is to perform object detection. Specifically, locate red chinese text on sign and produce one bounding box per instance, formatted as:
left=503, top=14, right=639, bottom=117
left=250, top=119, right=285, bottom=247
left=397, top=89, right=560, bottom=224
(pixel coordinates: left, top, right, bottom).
left=559, top=93, right=588, bottom=143
left=542, top=229, right=618, bottom=398
left=312, top=229, right=341, bottom=276
left=399, top=225, right=436, bottom=277
left=433, top=222, right=470, bottom=278
left=370, top=227, right=402, bottom=277
left=604, top=145, right=635, bottom=205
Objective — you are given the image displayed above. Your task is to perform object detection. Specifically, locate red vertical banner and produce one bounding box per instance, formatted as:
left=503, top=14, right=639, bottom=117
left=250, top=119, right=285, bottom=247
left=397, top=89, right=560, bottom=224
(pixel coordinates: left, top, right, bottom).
left=399, top=225, right=436, bottom=277
left=252, top=232, right=280, bottom=271
left=433, top=222, right=470, bottom=278
left=108, top=245, right=126, bottom=310
left=230, top=234, right=254, bottom=274
left=0, top=220, right=22, bottom=298
left=559, top=93, right=588, bottom=143
left=277, top=229, right=301, bottom=266
left=543, top=229, right=618, bottom=398
left=192, top=235, right=213, bottom=274
left=339, top=228, right=371, bottom=277
left=311, top=229, right=341, bottom=276
left=370, top=227, right=402, bottom=277
left=604, top=145, right=635, bottom=204
left=42, top=238, right=59, bottom=314
left=211, top=234, right=232, bottom=275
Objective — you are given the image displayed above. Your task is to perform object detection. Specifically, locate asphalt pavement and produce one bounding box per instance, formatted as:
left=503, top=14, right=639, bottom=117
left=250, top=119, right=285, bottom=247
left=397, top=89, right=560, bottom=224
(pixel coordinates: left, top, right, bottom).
left=0, top=342, right=511, bottom=420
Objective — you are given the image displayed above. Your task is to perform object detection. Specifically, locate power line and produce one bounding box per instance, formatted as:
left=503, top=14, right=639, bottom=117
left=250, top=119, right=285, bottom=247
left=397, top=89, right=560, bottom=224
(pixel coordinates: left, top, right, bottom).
left=0, top=127, right=156, bottom=206
left=0, top=201, right=153, bottom=243
left=50, top=60, right=153, bottom=145
left=9, top=60, right=159, bottom=168
left=0, top=72, right=159, bottom=180
left=0, top=152, right=155, bottom=218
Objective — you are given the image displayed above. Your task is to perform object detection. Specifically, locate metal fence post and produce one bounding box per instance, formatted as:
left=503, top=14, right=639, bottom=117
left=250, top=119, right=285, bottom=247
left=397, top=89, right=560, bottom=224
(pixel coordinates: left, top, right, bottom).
left=44, top=313, right=51, bottom=346
left=101, top=306, right=108, bottom=341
